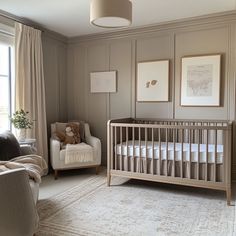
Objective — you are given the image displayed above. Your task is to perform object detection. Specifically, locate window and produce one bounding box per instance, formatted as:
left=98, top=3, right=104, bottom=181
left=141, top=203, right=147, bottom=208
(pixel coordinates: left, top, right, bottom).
left=0, top=24, right=14, bottom=132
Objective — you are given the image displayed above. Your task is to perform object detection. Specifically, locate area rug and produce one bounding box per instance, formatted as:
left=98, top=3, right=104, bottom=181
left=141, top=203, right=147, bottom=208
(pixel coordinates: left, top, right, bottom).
left=36, top=175, right=235, bottom=236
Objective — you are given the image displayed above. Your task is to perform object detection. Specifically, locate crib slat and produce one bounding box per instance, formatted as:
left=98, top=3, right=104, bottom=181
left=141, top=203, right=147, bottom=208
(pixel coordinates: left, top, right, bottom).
left=173, top=128, right=176, bottom=177
left=205, top=129, right=209, bottom=181
left=132, top=127, right=135, bottom=172
left=189, top=129, right=192, bottom=179
left=120, top=127, right=123, bottom=171
left=152, top=128, right=154, bottom=175
left=126, top=127, right=128, bottom=172
left=115, top=127, right=117, bottom=170
left=166, top=128, right=168, bottom=176
left=159, top=128, right=161, bottom=175
left=214, top=129, right=217, bottom=182
left=181, top=129, right=184, bottom=178
left=139, top=127, right=141, bottom=173
left=111, top=126, right=114, bottom=170
left=200, top=122, right=202, bottom=143
left=197, top=129, right=200, bottom=180
left=145, top=128, right=148, bottom=174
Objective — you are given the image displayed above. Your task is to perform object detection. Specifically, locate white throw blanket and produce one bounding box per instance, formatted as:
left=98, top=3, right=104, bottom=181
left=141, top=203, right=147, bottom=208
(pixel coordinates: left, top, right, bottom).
left=65, top=142, right=93, bottom=164
left=0, top=155, right=47, bottom=183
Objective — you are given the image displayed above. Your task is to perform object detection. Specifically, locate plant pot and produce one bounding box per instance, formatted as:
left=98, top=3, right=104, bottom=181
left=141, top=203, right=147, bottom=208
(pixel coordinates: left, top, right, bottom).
left=16, top=128, right=27, bottom=142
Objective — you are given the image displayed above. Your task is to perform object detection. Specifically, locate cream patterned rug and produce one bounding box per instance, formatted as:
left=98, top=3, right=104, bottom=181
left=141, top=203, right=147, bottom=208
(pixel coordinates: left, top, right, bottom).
left=36, top=175, right=235, bottom=236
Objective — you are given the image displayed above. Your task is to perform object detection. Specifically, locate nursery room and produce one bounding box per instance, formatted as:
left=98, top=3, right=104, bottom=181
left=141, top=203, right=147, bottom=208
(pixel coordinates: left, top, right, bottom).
left=0, top=0, right=236, bottom=235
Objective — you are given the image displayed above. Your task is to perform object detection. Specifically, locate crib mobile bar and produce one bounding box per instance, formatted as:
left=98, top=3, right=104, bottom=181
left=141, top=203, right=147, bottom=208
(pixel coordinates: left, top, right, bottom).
left=107, top=118, right=232, bottom=205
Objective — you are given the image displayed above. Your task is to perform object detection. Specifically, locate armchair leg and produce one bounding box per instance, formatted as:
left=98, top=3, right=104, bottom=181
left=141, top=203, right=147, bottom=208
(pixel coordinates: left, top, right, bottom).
left=95, top=166, right=100, bottom=175
left=54, top=170, right=59, bottom=180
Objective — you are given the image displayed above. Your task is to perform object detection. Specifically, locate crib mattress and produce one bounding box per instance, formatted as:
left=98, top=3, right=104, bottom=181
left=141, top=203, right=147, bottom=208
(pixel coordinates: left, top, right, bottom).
left=116, top=141, right=223, bottom=164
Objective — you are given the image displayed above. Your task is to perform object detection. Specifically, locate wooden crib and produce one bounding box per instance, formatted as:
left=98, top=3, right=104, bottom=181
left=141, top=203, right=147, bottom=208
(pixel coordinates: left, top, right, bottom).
left=107, top=118, right=232, bottom=205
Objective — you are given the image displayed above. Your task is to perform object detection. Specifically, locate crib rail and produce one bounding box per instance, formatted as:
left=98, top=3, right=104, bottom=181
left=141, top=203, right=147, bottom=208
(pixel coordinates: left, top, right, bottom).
left=107, top=118, right=232, bottom=205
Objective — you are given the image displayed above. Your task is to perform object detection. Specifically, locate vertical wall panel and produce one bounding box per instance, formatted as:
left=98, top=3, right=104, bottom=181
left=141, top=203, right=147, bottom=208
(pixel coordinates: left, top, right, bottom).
left=42, top=36, right=67, bottom=128
left=175, top=26, right=229, bottom=119
left=136, top=34, right=174, bottom=118
left=87, top=43, right=109, bottom=165
left=67, top=46, right=76, bottom=119
left=109, top=40, right=133, bottom=119
left=67, top=45, right=87, bottom=121
left=58, top=44, right=67, bottom=121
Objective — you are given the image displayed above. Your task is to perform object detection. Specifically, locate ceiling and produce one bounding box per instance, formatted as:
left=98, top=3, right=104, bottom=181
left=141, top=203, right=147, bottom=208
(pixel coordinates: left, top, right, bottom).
left=0, top=0, right=235, bottom=37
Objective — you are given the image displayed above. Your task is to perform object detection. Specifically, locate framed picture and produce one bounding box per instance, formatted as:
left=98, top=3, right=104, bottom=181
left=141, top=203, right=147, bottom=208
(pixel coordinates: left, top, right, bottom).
left=90, top=71, right=116, bottom=93
left=181, top=54, right=221, bottom=106
left=137, top=60, right=169, bottom=102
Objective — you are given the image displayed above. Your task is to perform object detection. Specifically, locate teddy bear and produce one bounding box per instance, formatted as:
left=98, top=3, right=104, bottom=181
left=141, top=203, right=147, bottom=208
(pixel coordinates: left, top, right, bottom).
left=55, top=122, right=81, bottom=145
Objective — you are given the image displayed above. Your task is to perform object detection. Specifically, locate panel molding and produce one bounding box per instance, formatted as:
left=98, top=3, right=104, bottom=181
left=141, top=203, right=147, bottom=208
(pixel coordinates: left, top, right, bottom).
left=69, top=10, right=236, bottom=44
left=0, top=9, right=68, bottom=44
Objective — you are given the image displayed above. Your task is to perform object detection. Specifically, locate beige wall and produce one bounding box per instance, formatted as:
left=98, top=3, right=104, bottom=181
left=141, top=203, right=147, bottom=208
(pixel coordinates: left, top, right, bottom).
left=41, top=33, right=68, bottom=162
left=1, top=11, right=236, bottom=178
left=42, top=33, right=68, bottom=134
left=66, top=12, right=236, bottom=172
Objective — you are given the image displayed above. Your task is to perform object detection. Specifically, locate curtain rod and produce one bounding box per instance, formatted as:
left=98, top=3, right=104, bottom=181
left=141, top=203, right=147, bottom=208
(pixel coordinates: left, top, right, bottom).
left=0, top=11, right=44, bottom=32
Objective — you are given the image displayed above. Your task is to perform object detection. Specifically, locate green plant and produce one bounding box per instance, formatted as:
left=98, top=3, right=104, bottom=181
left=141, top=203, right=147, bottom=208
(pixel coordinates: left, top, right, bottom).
left=10, top=109, right=33, bottom=129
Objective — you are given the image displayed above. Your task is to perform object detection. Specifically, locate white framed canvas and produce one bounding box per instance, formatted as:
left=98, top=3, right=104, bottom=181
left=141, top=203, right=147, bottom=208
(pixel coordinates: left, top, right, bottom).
left=137, top=60, right=169, bottom=102
left=90, top=71, right=116, bottom=93
left=181, top=54, right=221, bottom=106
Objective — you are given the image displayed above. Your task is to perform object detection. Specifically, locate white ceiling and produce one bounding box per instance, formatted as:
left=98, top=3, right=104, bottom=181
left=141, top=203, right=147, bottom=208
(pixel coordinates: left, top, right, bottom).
left=0, top=0, right=235, bottom=37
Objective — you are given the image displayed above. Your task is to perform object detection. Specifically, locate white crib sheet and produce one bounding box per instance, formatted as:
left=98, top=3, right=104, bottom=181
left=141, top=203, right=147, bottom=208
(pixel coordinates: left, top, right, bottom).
left=116, top=141, right=223, bottom=164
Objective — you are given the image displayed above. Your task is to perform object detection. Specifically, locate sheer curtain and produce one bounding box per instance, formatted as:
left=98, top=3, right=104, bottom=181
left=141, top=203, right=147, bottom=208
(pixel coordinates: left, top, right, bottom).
left=15, top=23, right=48, bottom=169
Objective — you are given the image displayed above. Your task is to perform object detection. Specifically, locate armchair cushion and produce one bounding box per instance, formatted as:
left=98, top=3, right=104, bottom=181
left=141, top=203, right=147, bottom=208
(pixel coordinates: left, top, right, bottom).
left=0, top=131, right=21, bottom=161
left=53, top=121, right=86, bottom=142
left=55, top=122, right=81, bottom=145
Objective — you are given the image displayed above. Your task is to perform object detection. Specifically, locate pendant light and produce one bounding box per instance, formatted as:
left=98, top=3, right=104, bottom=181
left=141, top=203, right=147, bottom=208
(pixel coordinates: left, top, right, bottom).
left=90, top=0, right=132, bottom=28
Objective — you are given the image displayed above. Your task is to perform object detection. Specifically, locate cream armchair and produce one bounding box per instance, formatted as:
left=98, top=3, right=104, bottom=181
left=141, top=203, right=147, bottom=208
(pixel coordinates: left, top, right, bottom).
left=50, top=122, right=101, bottom=179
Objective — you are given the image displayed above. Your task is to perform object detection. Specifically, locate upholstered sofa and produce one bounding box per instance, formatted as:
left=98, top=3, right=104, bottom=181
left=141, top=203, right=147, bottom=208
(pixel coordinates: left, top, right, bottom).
left=0, top=131, right=40, bottom=235
left=21, top=145, right=40, bottom=203
left=0, top=169, right=39, bottom=236
left=0, top=131, right=39, bottom=202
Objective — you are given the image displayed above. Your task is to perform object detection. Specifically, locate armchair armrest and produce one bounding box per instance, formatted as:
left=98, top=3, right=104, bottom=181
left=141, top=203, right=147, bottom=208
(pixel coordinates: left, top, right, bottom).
left=86, top=135, right=101, bottom=164
left=84, top=123, right=101, bottom=164
left=50, top=138, right=61, bottom=167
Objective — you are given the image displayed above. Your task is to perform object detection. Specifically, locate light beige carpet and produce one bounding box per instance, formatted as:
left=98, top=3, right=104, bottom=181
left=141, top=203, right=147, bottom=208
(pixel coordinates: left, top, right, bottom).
left=36, top=175, right=235, bottom=236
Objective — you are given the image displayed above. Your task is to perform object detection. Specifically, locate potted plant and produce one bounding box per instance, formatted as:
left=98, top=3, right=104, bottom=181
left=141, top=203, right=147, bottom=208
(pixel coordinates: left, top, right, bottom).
left=10, top=109, right=33, bottom=141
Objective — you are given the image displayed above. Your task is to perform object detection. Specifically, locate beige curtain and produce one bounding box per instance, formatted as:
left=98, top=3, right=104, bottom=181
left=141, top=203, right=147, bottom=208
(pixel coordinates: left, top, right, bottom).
left=15, top=23, right=48, bottom=169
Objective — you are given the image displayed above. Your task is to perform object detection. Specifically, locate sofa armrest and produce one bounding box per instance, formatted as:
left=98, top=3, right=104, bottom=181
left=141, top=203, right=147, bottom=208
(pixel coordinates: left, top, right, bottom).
left=0, top=169, right=39, bottom=236
left=86, top=136, right=101, bottom=164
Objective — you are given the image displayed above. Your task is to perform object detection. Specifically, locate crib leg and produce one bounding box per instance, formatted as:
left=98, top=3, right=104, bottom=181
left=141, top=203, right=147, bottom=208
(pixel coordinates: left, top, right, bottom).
left=226, top=187, right=231, bottom=206
left=107, top=172, right=111, bottom=187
